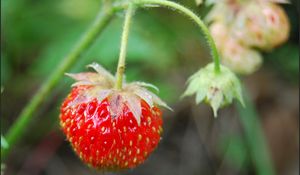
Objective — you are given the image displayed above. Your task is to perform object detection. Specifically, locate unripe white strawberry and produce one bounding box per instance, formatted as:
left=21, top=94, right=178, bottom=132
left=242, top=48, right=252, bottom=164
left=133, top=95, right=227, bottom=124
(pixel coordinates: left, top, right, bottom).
left=221, top=38, right=263, bottom=75
left=232, top=2, right=290, bottom=50
left=209, top=22, right=229, bottom=51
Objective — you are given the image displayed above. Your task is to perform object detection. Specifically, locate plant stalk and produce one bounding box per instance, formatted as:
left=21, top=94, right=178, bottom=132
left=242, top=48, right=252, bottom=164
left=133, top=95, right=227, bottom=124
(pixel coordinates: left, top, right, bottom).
left=236, top=87, right=275, bottom=175
left=115, top=3, right=135, bottom=89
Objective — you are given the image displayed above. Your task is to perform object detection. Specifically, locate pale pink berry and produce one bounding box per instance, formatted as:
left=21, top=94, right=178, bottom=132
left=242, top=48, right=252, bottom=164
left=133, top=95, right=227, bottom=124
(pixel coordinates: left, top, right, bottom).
left=221, top=38, right=263, bottom=74
left=209, top=22, right=229, bottom=50
left=232, top=2, right=290, bottom=50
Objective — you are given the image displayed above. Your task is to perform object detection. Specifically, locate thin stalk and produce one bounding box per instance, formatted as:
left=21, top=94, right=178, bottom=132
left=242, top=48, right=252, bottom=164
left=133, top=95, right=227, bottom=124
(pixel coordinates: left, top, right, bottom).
left=133, top=0, right=221, bottom=73
left=115, top=3, right=135, bottom=89
left=236, top=87, right=275, bottom=175
left=1, top=3, right=117, bottom=161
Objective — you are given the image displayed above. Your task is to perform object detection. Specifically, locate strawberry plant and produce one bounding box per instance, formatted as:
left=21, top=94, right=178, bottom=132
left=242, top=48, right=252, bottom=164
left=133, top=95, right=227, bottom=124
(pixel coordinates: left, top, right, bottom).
left=1, top=0, right=294, bottom=174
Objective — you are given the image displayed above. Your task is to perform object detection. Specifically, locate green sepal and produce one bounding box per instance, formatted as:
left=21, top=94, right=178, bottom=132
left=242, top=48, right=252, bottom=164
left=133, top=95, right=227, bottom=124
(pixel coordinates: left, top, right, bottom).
left=182, top=63, right=244, bottom=117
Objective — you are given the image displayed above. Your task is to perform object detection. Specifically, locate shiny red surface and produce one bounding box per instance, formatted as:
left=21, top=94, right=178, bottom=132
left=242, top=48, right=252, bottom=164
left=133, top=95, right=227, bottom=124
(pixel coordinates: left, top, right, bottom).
left=60, top=86, right=163, bottom=170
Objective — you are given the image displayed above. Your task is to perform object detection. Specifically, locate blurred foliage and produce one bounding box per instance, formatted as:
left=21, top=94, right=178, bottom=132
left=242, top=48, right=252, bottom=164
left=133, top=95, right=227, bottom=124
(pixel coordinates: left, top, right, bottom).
left=1, top=135, right=9, bottom=149
left=264, top=43, right=299, bottom=84
left=1, top=0, right=299, bottom=174
left=219, top=134, right=249, bottom=170
left=2, top=0, right=198, bottom=104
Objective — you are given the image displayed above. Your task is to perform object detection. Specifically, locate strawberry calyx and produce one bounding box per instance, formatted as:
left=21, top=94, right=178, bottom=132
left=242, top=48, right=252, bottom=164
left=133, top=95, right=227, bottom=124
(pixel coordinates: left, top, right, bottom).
left=65, top=63, right=171, bottom=125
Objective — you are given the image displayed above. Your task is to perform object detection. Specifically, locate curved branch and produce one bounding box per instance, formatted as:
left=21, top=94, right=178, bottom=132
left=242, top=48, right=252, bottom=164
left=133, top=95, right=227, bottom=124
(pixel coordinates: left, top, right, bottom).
left=134, top=0, right=221, bottom=73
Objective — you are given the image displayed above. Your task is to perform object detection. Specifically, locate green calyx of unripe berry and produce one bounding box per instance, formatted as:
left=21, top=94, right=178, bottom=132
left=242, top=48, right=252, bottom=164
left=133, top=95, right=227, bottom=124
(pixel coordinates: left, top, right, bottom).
left=182, top=63, right=245, bottom=117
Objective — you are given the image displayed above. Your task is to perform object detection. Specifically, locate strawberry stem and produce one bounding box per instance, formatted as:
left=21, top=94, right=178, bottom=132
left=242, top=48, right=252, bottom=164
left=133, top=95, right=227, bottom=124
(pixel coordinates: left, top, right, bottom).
left=133, top=0, right=221, bottom=73
left=115, top=3, right=135, bottom=90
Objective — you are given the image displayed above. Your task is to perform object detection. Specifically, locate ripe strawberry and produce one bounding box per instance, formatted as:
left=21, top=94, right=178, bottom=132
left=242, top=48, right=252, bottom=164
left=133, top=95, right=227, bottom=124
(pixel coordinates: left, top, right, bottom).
left=60, top=63, right=171, bottom=170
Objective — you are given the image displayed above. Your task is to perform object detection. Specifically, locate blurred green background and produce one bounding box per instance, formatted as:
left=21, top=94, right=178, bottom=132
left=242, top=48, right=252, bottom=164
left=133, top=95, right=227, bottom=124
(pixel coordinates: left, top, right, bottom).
left=1, top=0, right=299, bottom=175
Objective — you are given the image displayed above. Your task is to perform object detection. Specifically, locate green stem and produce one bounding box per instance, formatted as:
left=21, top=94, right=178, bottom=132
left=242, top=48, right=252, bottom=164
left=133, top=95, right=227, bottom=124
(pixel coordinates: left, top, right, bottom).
left=1, top=3, right=117, bottom=161
left=133, top=0, right=221, bottom=73
left=115, top=3, right=135, bottom=89
left=236, top=87, right=275, bottom=175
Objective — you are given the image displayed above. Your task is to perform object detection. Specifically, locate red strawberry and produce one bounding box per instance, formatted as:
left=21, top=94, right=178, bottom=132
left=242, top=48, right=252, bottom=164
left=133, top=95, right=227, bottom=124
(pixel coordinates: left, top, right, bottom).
left=59, top=63, right=170, bottom=170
